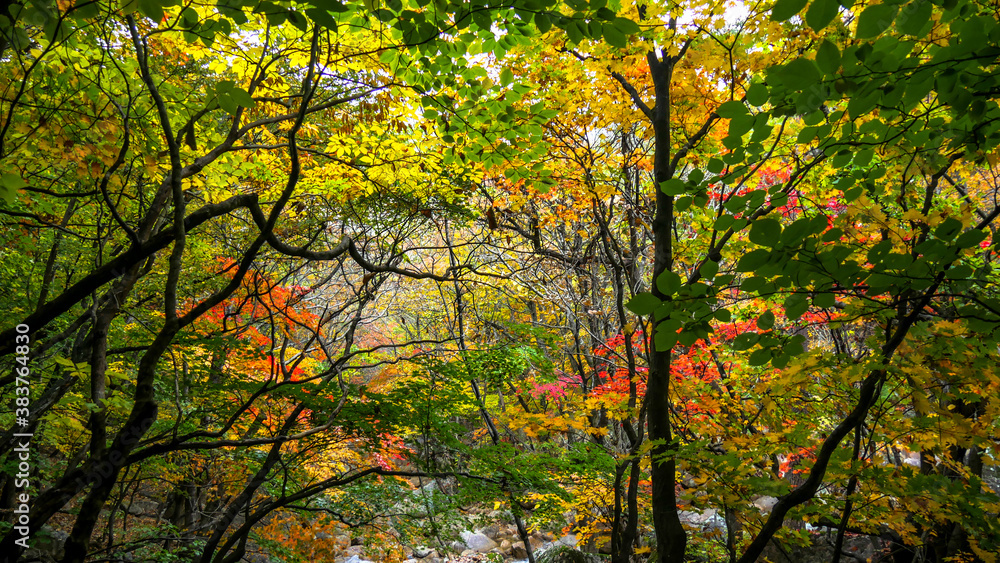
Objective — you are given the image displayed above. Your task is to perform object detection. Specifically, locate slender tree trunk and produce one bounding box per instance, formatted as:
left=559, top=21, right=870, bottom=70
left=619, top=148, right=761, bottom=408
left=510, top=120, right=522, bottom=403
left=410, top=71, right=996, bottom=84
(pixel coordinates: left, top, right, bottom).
left=646, top=48, right=687, bottom=563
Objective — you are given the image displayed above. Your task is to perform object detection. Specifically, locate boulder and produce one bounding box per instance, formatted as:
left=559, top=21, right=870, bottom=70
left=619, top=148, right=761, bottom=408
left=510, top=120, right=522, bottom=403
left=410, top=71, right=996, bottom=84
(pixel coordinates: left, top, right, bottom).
left=753, top=496, right=778, bottom=512
left=678, top=508, right=725, bottom=531
left=411, top=546, right=434, bottom=558
left=461, top=531, right=498, bottom=553
left=24, top=526, right=68, bottom=563
left=536, top=545, right=603, bottom=563
left=478, top=523, right=501, bottom=538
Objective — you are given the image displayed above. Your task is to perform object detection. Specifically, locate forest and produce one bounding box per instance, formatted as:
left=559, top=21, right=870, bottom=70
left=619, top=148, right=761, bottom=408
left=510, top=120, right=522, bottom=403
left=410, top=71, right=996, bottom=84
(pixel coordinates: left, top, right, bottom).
left=1, top=0, right=999, bottom=562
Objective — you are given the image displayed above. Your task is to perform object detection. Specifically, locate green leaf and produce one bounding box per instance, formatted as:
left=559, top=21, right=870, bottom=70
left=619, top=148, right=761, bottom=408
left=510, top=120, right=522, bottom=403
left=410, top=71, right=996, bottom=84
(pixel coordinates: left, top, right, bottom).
left=816, top=39, right=841, bottom=75
left=897, top=0, right=932, bottom=36
left=612, top=17, right=641, bottom=34
left=500, top=67, right=514, bottom=86
left=806, top=0, right=839, bottom=31
left=729, top=114, right=755, bottom=137
left=304, top=7, right=338, bottom=30
left=955, top=229, right=987, bottom=248
left=746, top=83, right=769, bottom=106
left=656, top=271, right=682, bottom=295
left=779, top=57, right=821, bottom=89
left=757, top=310, right=775, bottom=330
left=287, top=9, right=308, bottom=31
left=660, top=178, right=686, bottom=195
left=737, top=249, right=772, bottom=272
left=749, top=218, right=782, bottom=246
left=733, top=332, right=759, bottom=351
left=138, top=0, right=164, bottom=22
left=675, top=195, right=693, bottom=212
left=748, top=348, right=773, bottom=366
left=716, top=100, right=747, bottom=118
left=945, top=264, right=973, bottom=279
left=741, top=276, right=767, bottom=293
left=535, top=12, right=552, bottom=33
left=654, top=324, right=679, bottom=350
left=699, top=259, right=719, bottom=279
left=626, top=292, right=661, bottom=315
left=771, top=0, right=808, bottom=21
left=784, top=292, right=809, bottom=320
left=0, top=173, right=27, bottom=204
left=218, top=93, right=239, bottom=114
left=595, top=7, right=616, bottom=20
left=856, top=3, right=897, bottom=38
left=602, top=22, right=627, bottom=47
left=812, top=291, right=836, bottom=308
left=228, top=86, right=255, bottom=108
left=565, top=20, right=585, bottom=44
left=935, top=217, right=964, bottom=240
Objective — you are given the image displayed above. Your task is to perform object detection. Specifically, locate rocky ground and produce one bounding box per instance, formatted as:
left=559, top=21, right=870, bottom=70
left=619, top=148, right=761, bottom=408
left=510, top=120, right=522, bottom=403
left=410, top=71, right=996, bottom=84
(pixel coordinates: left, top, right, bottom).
left=334, top=523, right=585, bottom=563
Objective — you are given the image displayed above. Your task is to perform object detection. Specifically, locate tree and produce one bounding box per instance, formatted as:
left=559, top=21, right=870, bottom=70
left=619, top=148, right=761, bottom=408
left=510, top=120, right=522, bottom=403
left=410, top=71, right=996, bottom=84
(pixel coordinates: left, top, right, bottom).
left=4, top=0, right=1000, bottom=562
left=0, top=0, right=558, bottom=560
left=481, top=0, right=1000, bottom=561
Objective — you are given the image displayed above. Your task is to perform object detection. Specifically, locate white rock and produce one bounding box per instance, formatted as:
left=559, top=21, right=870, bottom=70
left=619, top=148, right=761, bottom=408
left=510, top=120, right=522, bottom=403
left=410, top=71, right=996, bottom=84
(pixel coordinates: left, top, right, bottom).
left=753, top=496, right=778, bottom=512
left=461, top=531, right=498, bottom=553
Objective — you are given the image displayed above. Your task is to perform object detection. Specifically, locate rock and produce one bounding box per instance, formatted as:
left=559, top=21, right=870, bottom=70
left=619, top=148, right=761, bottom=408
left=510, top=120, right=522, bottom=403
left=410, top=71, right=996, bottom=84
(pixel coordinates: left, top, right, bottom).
left=479, top=523, right=501, bottom=538
left=509, top=536, right=548, bottom=559
left=350, top=536, right=364, bottom=546
left=450, top=540, right=466, bottom=553
left=24, top=526, right=68, bottom=563
left=761, top=534, right=878, bottom=563
left=461, top=530, right=498, bottom=553
left=536, top=545, right=603, bottom=563
left=342, top=556, right=375, bottom=563
left=344, top=545, right=365, bottom=557
left=679, top=508, right=725, bottom=530
left=558, top=534, right=577, bottom=547
left=125, top=500, right=159, bottom=516
left=540, top=532, right=555, bottom=541
left=500, top=539, right=512, bottom=554
left=412, top=546, right=434, bottom=558
left=753, top=496, right=778, bottom=512
left=410, top=545, right=434, bottom=559
left=461, top=549, right=475, bottom=557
